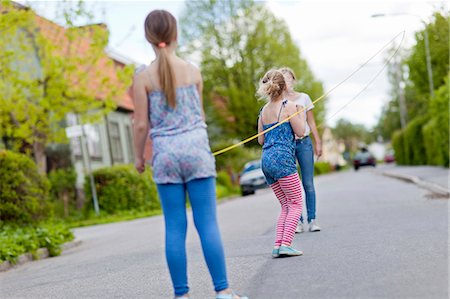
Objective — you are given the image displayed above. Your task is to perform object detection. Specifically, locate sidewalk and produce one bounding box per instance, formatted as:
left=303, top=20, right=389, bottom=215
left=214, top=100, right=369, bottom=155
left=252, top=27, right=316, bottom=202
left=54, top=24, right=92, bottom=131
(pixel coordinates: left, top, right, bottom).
left=377, top=164, right=449, bottom=197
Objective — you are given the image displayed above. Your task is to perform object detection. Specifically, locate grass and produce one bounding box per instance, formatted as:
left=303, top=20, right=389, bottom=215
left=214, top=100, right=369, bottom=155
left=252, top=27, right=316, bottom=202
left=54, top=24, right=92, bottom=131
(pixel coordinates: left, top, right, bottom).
left=0, top=223, right=74, bottom=264
left=66, top=209, right=163, bottom=228
left=67, top=183, right=239, bottom=228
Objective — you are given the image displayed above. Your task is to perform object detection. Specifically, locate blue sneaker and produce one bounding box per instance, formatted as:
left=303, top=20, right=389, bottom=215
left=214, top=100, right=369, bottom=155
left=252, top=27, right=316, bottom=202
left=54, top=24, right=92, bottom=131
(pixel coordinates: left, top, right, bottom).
left=272, top=247, right=280, bottom=258
left=279, top=245, right=303, bottom=256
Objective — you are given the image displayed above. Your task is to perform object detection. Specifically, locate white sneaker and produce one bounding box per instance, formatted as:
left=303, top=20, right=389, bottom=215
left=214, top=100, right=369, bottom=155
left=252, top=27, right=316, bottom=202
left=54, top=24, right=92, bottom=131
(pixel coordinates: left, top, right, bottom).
left=309, top=220, right=321, bottom=232
left=295, top=222, right=304, bottom=233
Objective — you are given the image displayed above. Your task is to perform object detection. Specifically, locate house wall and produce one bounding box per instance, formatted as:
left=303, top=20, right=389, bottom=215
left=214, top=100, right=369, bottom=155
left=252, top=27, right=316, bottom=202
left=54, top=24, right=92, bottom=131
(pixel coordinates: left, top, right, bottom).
left=67, top=111, right=135, bottom=189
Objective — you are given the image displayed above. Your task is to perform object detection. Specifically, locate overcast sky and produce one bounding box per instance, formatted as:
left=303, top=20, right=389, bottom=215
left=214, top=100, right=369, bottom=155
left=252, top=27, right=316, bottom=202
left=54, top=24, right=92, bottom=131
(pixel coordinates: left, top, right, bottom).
left=23, top=0, right=447, bottom=128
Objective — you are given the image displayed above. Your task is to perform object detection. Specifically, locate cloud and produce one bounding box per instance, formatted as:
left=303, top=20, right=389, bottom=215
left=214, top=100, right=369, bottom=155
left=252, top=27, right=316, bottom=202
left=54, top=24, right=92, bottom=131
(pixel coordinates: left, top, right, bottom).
left=266, top=0, right=443, bottom=127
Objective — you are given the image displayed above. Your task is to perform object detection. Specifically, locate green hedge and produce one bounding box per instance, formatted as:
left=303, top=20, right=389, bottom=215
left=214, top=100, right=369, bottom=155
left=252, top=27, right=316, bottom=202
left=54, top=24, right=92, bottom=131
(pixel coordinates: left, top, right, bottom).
left=216, top=170, right=239, bottom=199
left=393, top=117, right=429, bottom=166
left=423, top=78, right=449, bottom=167
left=393, top=115, right=448, bottom=167
left=404, top=116, right=428, bottom=165
left=216, top=170, right=234, bottom=190
left=84, top=165, right=160, bottom=215
left=392, top=75, right=449, bottom=167
left=423, top=118, right=448, bottom=166
left=314, top=162, right=332, bottom=175
left=0, top=223, right=74, bottom=263
left=0, top=150, right=51, bottom=225
left=392, top=130, right=406, bottom=165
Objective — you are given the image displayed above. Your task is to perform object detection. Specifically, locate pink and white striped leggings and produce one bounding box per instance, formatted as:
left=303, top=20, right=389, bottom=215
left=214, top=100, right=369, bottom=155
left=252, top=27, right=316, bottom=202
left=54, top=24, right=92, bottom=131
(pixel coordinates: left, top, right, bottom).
left=271, top=173, right=303, bottom=246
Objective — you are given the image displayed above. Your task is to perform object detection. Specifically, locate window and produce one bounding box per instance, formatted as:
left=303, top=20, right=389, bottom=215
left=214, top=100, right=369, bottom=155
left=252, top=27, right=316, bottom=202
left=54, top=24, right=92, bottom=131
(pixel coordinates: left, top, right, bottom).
left=87, top=125, right=102, bottom=160
left=125, top=124, right=134, bottom=161
left=109, top=121, right=123, bottom=163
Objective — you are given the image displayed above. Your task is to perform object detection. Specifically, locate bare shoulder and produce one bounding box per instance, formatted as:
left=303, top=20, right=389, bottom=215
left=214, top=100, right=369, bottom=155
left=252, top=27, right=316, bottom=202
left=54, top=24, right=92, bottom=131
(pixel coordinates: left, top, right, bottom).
left=186, top=60, right=202, bottom=83
left=135, top=65, right=156, bottom=93
left=284, top=101, right=299, bottom=114
left=134, top=65, right=149, bottom=84
left=133, top=69, right=146, bottom=90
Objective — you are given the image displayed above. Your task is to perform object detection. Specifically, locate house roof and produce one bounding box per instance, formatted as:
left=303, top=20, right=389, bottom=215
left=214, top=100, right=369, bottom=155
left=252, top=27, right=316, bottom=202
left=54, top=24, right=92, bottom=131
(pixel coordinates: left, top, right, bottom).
left=12, top=3, right=136, bottom=111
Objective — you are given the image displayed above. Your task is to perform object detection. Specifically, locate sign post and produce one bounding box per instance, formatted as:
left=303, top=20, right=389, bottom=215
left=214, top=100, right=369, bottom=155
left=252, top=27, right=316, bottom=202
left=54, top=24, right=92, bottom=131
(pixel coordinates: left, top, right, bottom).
left=65, top=121, right=100, bottom=215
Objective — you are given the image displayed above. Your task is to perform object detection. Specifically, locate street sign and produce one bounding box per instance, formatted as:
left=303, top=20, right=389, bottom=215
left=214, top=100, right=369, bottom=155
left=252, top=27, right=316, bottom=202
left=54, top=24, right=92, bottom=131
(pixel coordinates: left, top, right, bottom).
left=65, top=124, right=98, bottom=141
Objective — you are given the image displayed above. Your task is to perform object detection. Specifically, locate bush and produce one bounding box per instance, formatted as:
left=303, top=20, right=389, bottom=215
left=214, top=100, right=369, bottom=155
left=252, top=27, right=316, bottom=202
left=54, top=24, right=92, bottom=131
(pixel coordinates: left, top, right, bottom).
left=314, top=162, right=332, bottom=175
left=215, top=171, right=239, bottom=199
left=0, top=223, right=74, bottom=263
left=423, top=78, right=450, bottom=167
left=403, top=116, right=428, bottom=165
left=392, top=130, right=406, bottom=165
left=423, top=118, right=449, bottom=166
left=84, top=165, right=159, bottom=215
left=216, top=184, right=230, bottom=199
left=0, top=150, right=51, bottom=225
left=392, top=75, right=449, bottom=167
left=216, top=170, right=234, bottom=190
left=48, top=168, right=77, bottom=218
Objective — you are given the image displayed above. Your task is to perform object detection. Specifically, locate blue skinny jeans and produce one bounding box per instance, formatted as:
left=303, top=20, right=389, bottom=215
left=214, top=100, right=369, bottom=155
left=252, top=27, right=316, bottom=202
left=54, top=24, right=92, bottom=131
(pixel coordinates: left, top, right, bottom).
left=157, top=177, right=228, bottom=296
left=295, top=136, right=317, bottom=223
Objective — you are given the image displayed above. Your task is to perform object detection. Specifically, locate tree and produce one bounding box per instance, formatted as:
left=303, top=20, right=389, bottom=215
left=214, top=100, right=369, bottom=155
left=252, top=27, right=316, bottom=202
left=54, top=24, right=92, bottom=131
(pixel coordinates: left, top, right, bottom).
left=332, top=119, right=373, bottom=153
left=0, top=0, right=132, bottom=173
left=374, top=45, right=406, bottom=141
left=406, top=11, right=449, bottom=102
left=179, top=0, right=325, bottom=144
left=375, top=10, right=449, bottom=141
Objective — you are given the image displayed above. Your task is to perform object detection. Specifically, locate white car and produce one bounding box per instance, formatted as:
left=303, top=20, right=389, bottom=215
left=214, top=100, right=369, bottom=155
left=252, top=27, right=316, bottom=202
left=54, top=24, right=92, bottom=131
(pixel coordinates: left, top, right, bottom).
left=239, top=160, right=267, bottom=196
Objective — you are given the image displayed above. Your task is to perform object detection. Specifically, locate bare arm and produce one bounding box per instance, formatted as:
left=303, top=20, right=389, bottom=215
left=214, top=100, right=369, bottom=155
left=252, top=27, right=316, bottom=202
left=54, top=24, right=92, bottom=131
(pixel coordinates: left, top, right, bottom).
left=132, top=71, right=150, bottom=173
left=193, top=66, right=206, bottom=120
left=287, top=102, right=306, bottom=138
left=306, top=110, right=322, bottom=157
left=258, top=116, right=264, bottom=145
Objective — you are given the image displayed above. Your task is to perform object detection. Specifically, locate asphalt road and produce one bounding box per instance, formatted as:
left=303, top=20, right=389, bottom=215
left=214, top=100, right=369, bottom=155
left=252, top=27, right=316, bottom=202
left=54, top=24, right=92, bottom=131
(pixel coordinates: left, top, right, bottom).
left=1, top=168, right=448, bottom=299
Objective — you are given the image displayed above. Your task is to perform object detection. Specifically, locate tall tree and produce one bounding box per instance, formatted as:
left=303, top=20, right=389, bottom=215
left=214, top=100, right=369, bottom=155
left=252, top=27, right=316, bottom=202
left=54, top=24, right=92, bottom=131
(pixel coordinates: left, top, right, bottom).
left=332, top=119, right=373, bottom=153
left=406, top=11, right=449, bottom=102
left=0, top=0, right=132, bottom=173
left=374, top=45, right=406, bottom=141
left=375, top=10, right=449, bottom=141
left=402, top=11, right=449, bottom=119
left=179, top=0, right=325, bottom=144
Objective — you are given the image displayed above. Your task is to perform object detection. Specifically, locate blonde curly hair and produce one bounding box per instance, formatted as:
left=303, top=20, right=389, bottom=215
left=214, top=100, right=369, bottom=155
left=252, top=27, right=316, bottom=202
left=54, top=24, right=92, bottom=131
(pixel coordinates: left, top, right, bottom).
left=257, top=69, right=286, bottom=101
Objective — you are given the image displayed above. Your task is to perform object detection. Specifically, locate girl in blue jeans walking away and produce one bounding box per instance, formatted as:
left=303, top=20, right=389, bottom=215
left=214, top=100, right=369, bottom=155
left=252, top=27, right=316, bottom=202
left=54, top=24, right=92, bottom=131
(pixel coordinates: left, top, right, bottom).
left=280, top=67, right=322, bottom=233
left=257, top=69, right=306, bottom=257
left=132, top=10, right=247, bottom=299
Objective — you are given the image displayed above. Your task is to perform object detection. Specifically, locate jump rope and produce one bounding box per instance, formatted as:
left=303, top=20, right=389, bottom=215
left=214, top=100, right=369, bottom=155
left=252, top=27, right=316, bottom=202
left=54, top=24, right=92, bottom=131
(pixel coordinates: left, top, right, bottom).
left=212, top=31, right=406, bottom=157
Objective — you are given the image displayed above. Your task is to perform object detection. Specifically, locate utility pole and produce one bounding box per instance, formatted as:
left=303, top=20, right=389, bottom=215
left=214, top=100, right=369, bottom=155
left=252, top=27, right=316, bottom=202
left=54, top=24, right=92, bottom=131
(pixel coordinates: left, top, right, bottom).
left=77, top=114, right=100, bottom=215
left=394, top=57, right=408, bottom=130
left=371, top=13, right=435, bottom=98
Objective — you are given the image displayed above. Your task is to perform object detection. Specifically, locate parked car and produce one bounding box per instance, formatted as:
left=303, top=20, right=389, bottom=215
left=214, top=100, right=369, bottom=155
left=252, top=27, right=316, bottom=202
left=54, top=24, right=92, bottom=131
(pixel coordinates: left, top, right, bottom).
left=384, top=149, right=395, bottom=163
left=353, top=147, right=376, bottom=170
left=239, top=160, right=267, bottom=196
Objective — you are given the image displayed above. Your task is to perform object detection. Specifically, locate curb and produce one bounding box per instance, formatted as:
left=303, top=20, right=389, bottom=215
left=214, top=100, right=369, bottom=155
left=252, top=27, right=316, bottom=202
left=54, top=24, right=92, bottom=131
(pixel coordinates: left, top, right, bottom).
left=0, top=238, right=82, bottom=272
left=380, top=171, right=450, bottom=197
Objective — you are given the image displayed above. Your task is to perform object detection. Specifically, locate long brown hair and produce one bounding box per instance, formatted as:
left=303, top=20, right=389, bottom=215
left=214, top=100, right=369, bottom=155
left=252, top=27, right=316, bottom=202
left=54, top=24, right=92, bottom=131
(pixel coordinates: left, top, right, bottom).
left=144, top=10, right=178, bottom=108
